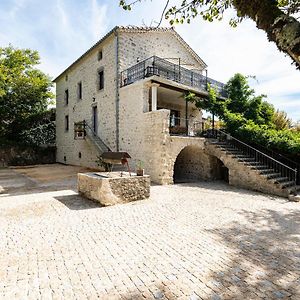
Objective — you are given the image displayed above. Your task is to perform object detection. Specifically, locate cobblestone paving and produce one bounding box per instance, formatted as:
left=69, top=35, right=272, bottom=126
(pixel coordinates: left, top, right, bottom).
left=0, top=174, right=299, bottom=299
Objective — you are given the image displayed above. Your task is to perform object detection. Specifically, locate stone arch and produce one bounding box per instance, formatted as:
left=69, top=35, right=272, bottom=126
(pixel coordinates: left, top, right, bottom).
left=172, top=145, right=230, bottom=183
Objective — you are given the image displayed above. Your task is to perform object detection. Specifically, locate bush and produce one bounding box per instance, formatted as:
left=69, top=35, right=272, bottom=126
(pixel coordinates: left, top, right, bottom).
left=19, top=122, right=55, bottom=146
left=235, top=122, right=300, bottom=156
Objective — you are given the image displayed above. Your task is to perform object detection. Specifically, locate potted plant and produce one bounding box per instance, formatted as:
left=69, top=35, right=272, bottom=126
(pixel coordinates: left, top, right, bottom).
left=136, top=160, right=144, bottom=176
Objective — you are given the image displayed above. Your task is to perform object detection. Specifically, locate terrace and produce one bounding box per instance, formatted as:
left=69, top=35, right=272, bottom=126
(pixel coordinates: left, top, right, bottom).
left=120, top=56, right=227, bottom=98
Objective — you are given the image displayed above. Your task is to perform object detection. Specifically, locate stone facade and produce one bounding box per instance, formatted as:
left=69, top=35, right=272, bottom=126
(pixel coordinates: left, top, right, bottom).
left=77, top=172, right=150, bottom=206
left=55, top=26, right=289, bottom=198
left=55, top=26, right=206, bottom=170
left=55, top=34, right=117, bottom=168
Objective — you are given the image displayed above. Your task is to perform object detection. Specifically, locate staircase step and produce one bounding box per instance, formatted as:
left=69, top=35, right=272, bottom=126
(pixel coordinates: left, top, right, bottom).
left=220, top=148, right=242, bottom=153
left=286, top=185, right=300, bottom=194
left=234, top=155, right=254, bottom=159
left=259, top=168, right=276, bottom=174
left=246, top=161, right=262, bottom=166
left=280, top=181, right=297, bottom=188
left=273, top=176, right=290, bottom=183
left=236, top=157, right=256, bottom=162
left=264, top=173, right=283, bottom=179
left=253, top=165, right=272, bottom=171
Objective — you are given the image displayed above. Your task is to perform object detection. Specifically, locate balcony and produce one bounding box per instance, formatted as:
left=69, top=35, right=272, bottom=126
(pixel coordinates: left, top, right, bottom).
left=120, top=56, right=227, bottom=98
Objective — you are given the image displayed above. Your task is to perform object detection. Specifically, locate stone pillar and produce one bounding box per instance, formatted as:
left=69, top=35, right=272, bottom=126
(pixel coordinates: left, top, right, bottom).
left=151, top=83, right=160, bottom=111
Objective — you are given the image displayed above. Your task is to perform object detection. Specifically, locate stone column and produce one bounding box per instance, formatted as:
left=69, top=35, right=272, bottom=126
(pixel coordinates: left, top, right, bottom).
left=151, top=83, right=160, bottom=111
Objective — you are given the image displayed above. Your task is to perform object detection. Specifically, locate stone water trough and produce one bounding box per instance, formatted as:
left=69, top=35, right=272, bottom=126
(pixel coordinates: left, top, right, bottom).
left=78, top=172, right=150, bottom=206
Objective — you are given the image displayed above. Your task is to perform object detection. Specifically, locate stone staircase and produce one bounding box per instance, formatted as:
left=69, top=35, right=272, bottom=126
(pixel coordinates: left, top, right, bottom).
left=207, top=138, right=300, bottom=201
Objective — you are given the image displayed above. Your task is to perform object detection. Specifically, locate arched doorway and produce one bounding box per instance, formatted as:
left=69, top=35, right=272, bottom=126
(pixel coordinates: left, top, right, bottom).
left=173, top=146, right=209, bottom=183
left=173, top=145, right=229, bottom=184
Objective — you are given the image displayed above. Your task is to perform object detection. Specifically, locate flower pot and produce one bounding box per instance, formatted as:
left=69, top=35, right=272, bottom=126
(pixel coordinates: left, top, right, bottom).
left=136, top=169, right=144, bottom=176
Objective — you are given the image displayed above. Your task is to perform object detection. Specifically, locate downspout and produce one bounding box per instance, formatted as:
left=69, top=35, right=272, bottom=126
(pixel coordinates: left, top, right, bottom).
left=115, top=30, right=120, bottom=151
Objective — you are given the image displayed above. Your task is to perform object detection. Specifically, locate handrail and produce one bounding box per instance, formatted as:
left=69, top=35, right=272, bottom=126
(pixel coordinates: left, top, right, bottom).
left=207, top=128, right=298, bottom=190
left=120, top=55, right=227, bottom=97
left=217, top=129, right=297, bottom=172
left=83, top=120, right=111, bottom=152
left=251, top=141, right=298, bottom=168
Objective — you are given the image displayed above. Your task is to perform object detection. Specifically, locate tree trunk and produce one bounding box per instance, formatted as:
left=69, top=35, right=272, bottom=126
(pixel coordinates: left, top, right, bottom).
left=233, top=0, right=300, bottom=69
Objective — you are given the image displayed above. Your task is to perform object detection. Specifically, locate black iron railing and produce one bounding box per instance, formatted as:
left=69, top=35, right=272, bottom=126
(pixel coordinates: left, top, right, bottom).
left=169, top=117, right=204, bottom=136
left=74, top=120, right=111, bottom=153
left=207, top=129, right=298, bottom=189
left=120, top=56, right=227, bottom=97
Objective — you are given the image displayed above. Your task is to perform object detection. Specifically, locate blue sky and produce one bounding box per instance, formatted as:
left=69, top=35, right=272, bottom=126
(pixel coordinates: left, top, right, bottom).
left=1, top=0, right=299, bottom=121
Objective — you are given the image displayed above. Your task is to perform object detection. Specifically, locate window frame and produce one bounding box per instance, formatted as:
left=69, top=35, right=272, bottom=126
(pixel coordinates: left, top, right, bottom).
left=64, top=89, right=69, bottom=106
left=65, top=115, right=69, bottom=132
left=98, top=50, right=103, bottom=61
left=98, top=69, right=104, bottom=91
left=77, top=81, right=82, bottom=100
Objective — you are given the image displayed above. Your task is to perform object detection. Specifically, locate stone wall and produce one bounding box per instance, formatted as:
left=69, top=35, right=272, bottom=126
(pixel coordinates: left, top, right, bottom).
left=78, top=172, right=150, bottom=206
left=0, top=146, right=56, bottom=167
left=205, top=142, right=288, bottom=198
left=118, top=30, right=205, bottom=72
left=173, top=145, right=217, bottom=182
left=55, top=28, right=207, bottom=170
left=56, top=34, right=117, bottom=168
left=141, top=110, right=207, bottom=184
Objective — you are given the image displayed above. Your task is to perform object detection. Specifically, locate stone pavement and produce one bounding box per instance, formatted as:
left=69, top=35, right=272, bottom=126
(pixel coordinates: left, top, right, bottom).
left=0, top=169, right=299, bottom=299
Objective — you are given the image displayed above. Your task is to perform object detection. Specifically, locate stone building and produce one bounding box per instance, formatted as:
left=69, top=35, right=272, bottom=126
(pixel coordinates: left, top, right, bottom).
left=54, top=26, right=299, bottom=198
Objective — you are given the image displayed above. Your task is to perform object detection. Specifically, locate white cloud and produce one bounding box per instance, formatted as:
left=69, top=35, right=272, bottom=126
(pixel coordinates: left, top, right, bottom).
left=174, top=11, right=300, bottom=120
left=0, top=0, right=299, bottom=120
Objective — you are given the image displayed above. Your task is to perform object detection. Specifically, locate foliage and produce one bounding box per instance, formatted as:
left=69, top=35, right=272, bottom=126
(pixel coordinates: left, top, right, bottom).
left=19, top=122, right=55, bottom=146
left=236, top=121, right=300, bottom=155
left=0, top=45, right=54, bottom=141
left=119, top=0, right=300, bottom=68
left=119, top=0, right=299, bottom=26
left=136, top=160, right=144, bottom=170
left=189, top=74, right=275, bottom=127
left=272, top=109, right=292, bottom=130
left=186, top=73, right=300, bottom=156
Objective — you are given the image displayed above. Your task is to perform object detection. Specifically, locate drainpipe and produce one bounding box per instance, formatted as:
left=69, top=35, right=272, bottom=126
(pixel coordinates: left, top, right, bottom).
left=185, top=99, right=188, bottom=136
left=115, top=30, right=120, bottom=151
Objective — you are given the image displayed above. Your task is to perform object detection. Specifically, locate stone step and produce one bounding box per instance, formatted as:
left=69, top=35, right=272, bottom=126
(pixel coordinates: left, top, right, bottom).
left=246, top=161, right=263, bottom=166
left=220, top=148, right=242, bottom=154
left=273, top=176, right=290, bottom=183
left=286, top=185, right=300, bottom=194
left=254, top=166, right=273, bottom=171
left=280, top=181, right=297, bottom=188
left=264, top=173, right=283, bottom=179
left=237, top=157, right=256, bottom=162
left=288, top=194, right=300, bottom=202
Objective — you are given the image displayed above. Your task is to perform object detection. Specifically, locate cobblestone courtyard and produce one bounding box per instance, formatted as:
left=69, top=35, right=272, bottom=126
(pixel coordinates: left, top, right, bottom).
left=0, top=166, right=299, bottom=299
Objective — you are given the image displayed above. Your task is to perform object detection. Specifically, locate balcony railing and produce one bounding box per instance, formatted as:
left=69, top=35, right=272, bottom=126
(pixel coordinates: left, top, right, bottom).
left=120, top=56, right=227, bottom=97
left=169, top=117, right=204, bottom=137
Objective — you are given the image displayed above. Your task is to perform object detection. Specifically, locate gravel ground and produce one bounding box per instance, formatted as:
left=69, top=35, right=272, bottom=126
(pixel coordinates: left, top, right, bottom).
left=0, top=166, right=299, bottom=299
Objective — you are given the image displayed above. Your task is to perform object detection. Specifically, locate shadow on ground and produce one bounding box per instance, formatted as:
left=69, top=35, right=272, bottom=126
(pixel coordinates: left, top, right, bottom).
left=175, top=180, right=286, bottom=201
left=54, top=194, right=103, bottom=210
left=201, top=208, right=300, bottom=299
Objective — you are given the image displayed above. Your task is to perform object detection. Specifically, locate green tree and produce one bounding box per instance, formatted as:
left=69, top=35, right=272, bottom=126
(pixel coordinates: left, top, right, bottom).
left=0, top=45, right=54, bottom=140
left=272, top=109, right=292, bottom=130
left=188, top=73, right=276, bottom=128
left=119, top=0, right=300, bottom=69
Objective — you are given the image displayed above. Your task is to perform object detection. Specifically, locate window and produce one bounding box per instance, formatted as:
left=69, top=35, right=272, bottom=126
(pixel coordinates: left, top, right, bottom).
left=98, top=50, right=103, bottom=61
left=77, top=81, right=82, bottom=100
left=98, top=70, right=104, bottom=90
left=64, top=89, right=69, bottom=105
left=65, top=115, right=69, bottom=131
left=170, top=110, right=180, bottom=127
